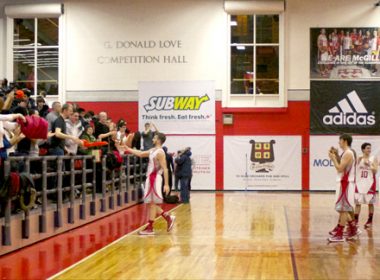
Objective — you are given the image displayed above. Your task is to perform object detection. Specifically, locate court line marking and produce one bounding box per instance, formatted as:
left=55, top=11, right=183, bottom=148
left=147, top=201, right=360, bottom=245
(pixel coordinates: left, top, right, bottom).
left=284, top=206, right=299, bottom=280
left=47, top=204, right=183, bottom=280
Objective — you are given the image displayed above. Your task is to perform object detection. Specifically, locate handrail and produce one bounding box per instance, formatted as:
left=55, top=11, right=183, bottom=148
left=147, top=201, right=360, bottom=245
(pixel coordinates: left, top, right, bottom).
left=0, top=153, right=147, bottom=248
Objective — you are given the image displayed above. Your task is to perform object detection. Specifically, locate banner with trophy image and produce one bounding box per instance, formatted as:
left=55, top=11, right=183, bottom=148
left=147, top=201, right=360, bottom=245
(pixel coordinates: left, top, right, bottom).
left=224, top=136, right=302, bottom=190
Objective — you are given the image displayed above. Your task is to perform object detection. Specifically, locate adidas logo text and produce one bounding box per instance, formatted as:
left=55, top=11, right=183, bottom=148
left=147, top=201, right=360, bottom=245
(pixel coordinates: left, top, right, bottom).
left=323, top=113, right=375, bottom=125
left=322, top=90, right=376, bottom=126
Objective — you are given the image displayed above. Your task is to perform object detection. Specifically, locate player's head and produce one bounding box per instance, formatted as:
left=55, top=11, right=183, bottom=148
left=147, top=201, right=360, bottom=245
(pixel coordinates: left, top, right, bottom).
left=153, top=132, right=166, bottom=146
left=339, top=134, right=352, bottom=148
left=361, top=142, right=371, bottom=155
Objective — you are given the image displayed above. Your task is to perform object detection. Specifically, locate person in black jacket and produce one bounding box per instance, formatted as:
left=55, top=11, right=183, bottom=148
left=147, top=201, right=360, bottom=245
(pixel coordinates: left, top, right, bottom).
left=175, top=147, right=192, bottom=203
left=162, top=146, right=174, bottom=190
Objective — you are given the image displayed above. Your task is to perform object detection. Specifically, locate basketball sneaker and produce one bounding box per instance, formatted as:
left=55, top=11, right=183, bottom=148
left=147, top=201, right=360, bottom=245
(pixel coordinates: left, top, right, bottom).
left=328, top=225, right=345, bottom=242
left=139, top=227, right=155, bottom=236
left=346, top=221, right=359, bottom=240
left=329, top=224, right=340, bottom=236
left=328, top=233, right=345, bottom=242
left=167, top=215, right=176, bottom=232
left=364, top=221, right=372, bottom=229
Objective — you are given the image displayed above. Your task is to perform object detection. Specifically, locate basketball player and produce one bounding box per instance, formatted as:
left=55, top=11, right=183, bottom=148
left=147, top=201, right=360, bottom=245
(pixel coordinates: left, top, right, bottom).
left=125, top=132, right=175, bottom=235
left=317, top=28, right=329, bottom=76
left=354, top=143, right=378, bottom=229
left=328, top=134, right=358, bottom=242
left=343, top=31, right=352, bottom=55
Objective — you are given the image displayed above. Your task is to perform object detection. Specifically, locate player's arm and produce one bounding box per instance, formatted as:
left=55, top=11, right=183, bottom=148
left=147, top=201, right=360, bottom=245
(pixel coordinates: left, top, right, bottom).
left=125, top=146, right=150, bottom=158
left=55, top=127, right=83, bottom=145
left=329, top=150, right=351, bottom=173
left=151, top=123, right=158, bottom=132
left=371, top=157, right=378, bottom=174
left=157, top=151, right=169, bottom=195
left=357, top=156, right=363, bottom=165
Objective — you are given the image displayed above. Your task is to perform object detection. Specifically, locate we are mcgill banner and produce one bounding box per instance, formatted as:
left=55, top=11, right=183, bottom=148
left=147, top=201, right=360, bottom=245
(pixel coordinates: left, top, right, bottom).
left=310, top=81, right=380, bottom=135
left=138, top=81, right=215, bottom=134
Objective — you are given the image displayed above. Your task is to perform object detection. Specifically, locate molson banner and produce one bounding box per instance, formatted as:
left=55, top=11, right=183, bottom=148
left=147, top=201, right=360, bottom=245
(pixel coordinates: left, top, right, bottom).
left=310, top=81, right=380, bottom=134
left=310, top=135, right=380, bottom=190
left=138, top=81, right=215, bottom=134
left=224, top=136, right=302, bottom=190
left=310, top=27, right=380, bottom=80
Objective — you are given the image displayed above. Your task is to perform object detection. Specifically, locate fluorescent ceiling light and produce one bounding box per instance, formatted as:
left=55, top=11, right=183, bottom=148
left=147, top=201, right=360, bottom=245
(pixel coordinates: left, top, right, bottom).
left=236, top=46, right=245, bottom=50
left=230, top=21, right=237, bottom=26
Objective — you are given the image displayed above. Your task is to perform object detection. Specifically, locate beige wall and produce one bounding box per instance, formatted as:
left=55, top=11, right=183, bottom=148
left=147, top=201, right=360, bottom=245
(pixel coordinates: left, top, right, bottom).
left=64, top=0, right=227, bottom=92
left=1, top=0, right=380, bottom=100
left=286, top=0, right=380, bottom=92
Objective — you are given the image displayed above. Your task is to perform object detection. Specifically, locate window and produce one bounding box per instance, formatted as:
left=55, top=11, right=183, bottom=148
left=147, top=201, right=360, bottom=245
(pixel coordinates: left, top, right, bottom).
left=230, top=15, right=280, bottom=95
left=13, top=18, right=59, bottom=96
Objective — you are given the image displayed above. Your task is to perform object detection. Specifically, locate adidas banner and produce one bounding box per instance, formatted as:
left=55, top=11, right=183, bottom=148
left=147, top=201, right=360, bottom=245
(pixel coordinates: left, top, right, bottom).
left=224, top=136, right=302, bottom=190
left=310, top=81, right=380, bottom=135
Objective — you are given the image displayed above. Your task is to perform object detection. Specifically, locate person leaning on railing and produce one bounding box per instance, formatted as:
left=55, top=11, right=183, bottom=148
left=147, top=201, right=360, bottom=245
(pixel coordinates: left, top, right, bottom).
left=79, top=125, right=97, bottom=155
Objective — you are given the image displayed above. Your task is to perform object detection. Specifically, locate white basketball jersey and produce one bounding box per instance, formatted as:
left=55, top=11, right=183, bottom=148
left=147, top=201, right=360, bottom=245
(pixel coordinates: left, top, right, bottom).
left=147, top=148, right=164, bottom=176
left=356, top=156, right=375, bottom=194
left=336, top=149, right=355, bottom=183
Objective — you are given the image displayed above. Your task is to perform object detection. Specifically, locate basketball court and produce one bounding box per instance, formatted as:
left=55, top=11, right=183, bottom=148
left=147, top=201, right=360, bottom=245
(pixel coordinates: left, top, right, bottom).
left=52, top=193, right=380, bottom=280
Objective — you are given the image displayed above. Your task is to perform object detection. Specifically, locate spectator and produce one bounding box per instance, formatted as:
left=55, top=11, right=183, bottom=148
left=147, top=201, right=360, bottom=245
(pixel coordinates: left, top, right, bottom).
left=96, top=113, right=116, bottom=151
left=77, top=108, right=88, bottom=127
left=175, top=147, right=192, bottom=203
left=79, top=125, right=96, bottom=155
left=0, top=112, right=26, bottom=177
left=116, top=120, right=128, bottom=146
left=94, top=111, right=109, bottom=139
left=131, top=131, right=141, bottom=150
left=36, top=96, right=49, bottom=118
left=46, top=101, right=61, bottom=132
left=49, top=103, right=82, bottom=156
left=10, top=90, right=28, bottom=113
left=162, top=146, right=174, bottom=191
left=39, top=90, right=47, bottom=98
left=65, top=111, right=84, bottom=155
left=141, top=122, right=158, bottom=151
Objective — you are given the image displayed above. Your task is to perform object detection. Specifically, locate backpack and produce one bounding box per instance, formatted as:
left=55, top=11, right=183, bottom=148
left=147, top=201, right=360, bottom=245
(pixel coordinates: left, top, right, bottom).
left=106, top=151, right=122, bottom=170
left=164, top=195, right=179, bottom=204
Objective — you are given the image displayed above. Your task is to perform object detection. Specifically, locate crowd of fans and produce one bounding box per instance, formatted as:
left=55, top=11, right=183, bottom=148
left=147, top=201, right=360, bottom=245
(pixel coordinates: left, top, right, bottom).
left=0, top=79, right=193, bottom=203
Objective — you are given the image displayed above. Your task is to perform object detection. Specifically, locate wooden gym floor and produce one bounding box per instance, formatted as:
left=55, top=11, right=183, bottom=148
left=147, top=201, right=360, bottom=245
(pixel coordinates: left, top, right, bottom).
left=49, top=192, right=380, bottom=280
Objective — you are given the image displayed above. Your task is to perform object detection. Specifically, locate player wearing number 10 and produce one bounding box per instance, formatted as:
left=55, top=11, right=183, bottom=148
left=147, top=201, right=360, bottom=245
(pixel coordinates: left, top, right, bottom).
left=354, top=143, right=378, bottom=229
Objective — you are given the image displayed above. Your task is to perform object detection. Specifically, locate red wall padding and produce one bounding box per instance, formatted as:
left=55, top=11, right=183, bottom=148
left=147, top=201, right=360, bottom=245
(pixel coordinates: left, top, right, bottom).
left=75, top=101, right=310, bottom=190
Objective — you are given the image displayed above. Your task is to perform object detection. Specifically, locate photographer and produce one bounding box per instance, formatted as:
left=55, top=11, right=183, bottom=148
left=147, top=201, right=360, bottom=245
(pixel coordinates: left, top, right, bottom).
left=175, top=147, right=192, bottom=204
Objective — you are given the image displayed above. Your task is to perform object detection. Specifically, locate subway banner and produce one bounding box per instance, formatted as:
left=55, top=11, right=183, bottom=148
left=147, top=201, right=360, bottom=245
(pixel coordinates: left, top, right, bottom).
left=138, top=81, right=215, bottom=134
left=164, top=136, right=215, bottom=190
left=224, top=136, right=302, bottom=190
left=310, top=81, right=380, bottom=135
left=310, top=27, right=380, bottom=79
left=310, top=135, right=380, bottom=190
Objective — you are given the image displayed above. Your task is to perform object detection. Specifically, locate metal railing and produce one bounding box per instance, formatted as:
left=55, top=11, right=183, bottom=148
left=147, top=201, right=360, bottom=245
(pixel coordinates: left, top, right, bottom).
left=0, top=154, right=147, bottom=247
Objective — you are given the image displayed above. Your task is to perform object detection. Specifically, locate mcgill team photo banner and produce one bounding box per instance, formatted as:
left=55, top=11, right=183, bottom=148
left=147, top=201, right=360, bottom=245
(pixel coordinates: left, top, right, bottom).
left=224, top=136, right=302, bottom=190
left=310, top=135, right=380, bottom=190
left=310, top=81, right=380, bottom=135
left=138, top=81, right=215, bottom=134
left=310, top=27, right=380, bottom=79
